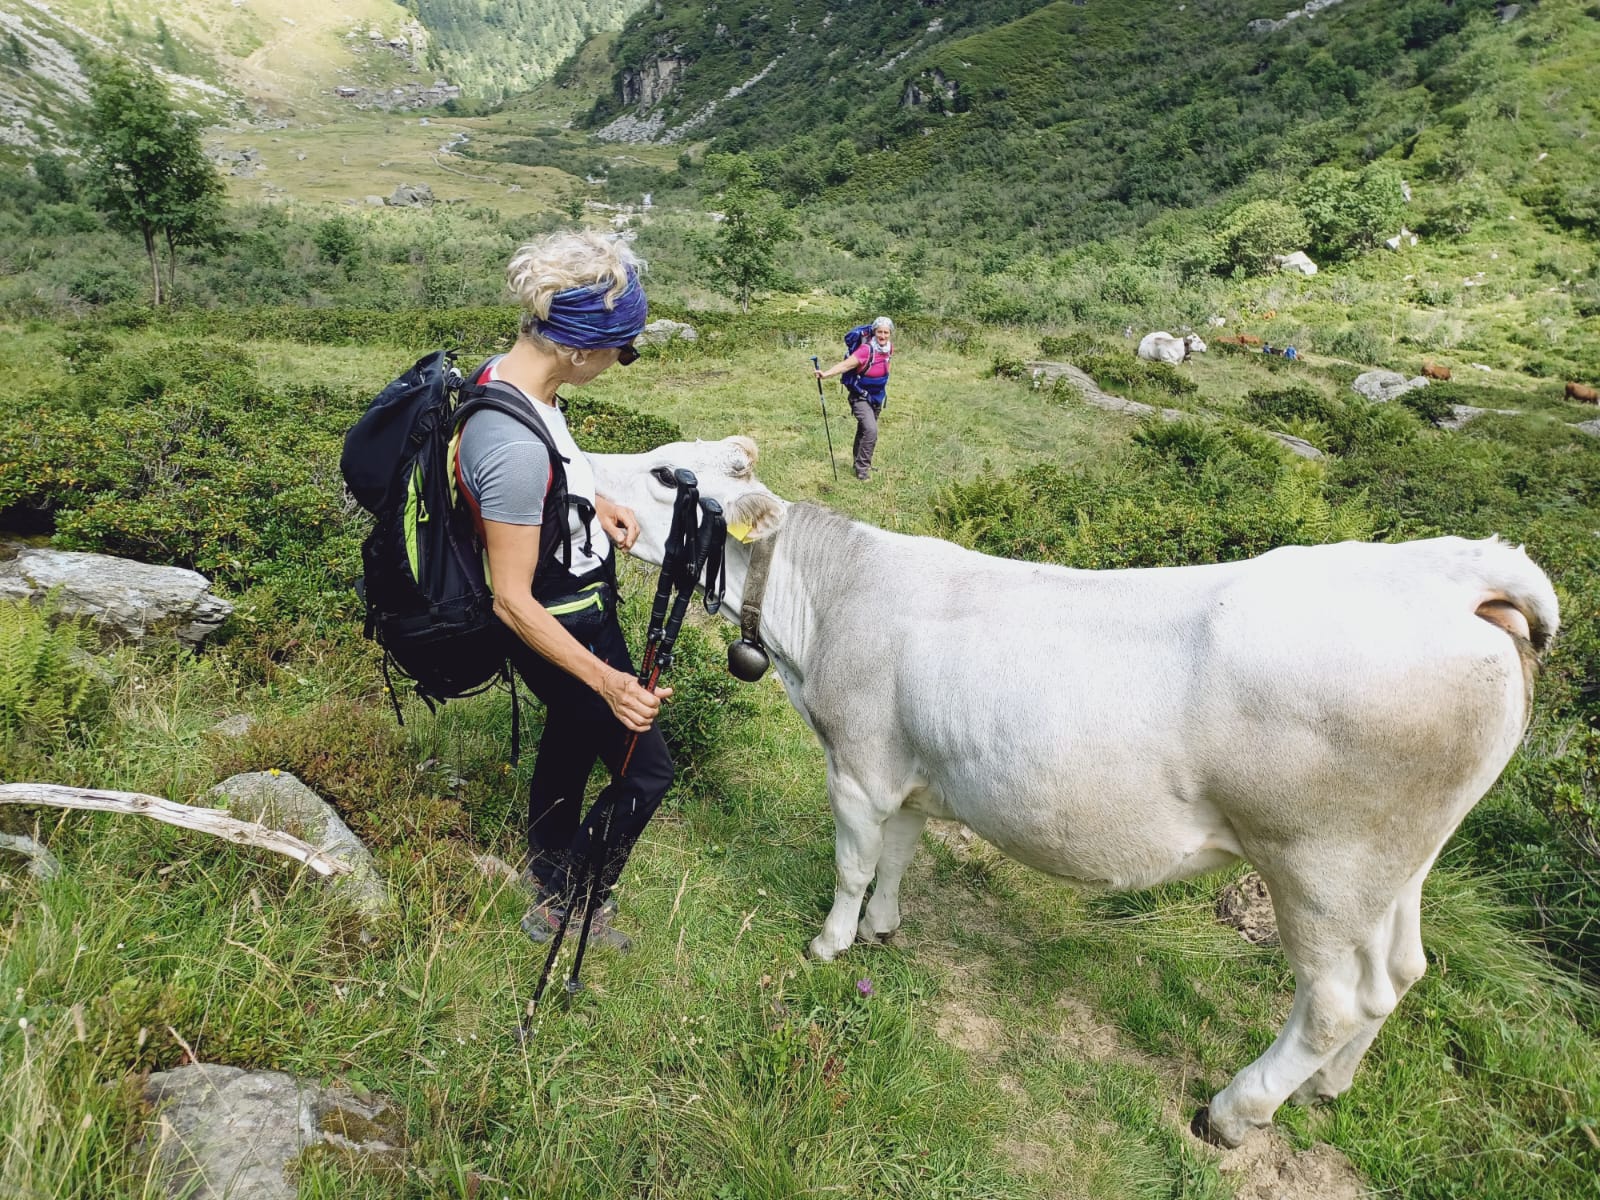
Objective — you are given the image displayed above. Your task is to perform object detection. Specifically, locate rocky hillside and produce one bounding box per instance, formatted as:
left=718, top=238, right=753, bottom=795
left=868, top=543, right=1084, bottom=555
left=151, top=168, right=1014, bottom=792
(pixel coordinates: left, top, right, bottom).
left=0, top=0, right=646, bottom=158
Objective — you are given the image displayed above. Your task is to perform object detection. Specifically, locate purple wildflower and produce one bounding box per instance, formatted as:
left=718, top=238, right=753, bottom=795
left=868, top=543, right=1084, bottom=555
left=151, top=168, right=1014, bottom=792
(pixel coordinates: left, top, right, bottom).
left=856, top=978, right=874, bottom=998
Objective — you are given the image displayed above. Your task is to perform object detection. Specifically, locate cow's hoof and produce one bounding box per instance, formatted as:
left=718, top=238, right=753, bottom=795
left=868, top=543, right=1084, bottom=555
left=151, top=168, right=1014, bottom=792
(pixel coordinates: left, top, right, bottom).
left=807, top=935, right=841, bottom=962
left=1290, top=1079, right=1338, bottom=1108
left=1190, top=1105, right=1257, bottom=1149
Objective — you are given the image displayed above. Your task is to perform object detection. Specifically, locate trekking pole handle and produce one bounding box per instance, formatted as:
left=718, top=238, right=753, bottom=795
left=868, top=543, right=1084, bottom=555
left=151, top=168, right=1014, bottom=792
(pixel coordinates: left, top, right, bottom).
left=657, top=498, right=724, bottom=674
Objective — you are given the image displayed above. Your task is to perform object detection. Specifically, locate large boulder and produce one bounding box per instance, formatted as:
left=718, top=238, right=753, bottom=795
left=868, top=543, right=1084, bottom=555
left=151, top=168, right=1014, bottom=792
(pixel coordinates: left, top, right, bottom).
left=385, top=183, right=433, bottom=207
left=636, top=318, right=698, bottom=347
left=1272, top=250, right=1319, bottom=276
left=0, top=545, right=231, bottom=647
left=142, top=1065, right=406, bottom=1200
left=1351, top=370, right=1429, bottom=404
left=210, top=772, right=390, bottom=921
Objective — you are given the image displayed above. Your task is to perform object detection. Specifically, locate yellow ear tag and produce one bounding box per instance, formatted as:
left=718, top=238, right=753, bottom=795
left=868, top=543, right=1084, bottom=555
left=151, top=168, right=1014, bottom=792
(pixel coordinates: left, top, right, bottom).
left=726, top=522, right=754, bottom=543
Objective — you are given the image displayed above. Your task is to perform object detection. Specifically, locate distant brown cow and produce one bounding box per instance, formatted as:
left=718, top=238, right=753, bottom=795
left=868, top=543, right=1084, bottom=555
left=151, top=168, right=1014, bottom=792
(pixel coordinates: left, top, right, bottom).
left=1423, top=362, right=1452, bottom=381
left=1566, top=381, right=1598, bottom=404
left=1237, top=333, right=1264, bottom=347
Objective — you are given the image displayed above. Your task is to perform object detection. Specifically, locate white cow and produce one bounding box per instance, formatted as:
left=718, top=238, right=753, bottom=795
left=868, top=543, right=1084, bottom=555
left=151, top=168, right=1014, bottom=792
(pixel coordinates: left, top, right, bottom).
left=1137, top=331, right=1206, bottom=364
left=592, top=437, right=1558, bottom=1147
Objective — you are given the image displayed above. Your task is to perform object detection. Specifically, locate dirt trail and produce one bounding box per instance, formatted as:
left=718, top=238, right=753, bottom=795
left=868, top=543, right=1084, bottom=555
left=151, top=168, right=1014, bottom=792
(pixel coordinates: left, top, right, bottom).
left=907, top=820, right=1365, bottom=1200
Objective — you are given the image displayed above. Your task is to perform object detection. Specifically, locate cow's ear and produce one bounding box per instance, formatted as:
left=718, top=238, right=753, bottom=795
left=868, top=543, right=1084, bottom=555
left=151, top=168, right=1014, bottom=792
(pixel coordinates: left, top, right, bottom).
left=725, top=435, right=759, bottom=478
left=727, top=490, right=786, bottom=542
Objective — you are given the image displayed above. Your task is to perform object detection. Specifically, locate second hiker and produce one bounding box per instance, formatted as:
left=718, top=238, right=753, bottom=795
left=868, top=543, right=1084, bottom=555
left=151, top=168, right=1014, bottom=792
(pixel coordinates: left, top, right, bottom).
left=815, top=315, right=894, bottom=481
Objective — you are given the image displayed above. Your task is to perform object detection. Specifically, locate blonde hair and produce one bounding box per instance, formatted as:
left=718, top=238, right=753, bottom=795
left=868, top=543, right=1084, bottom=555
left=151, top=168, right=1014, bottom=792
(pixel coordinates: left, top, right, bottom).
left=506, top=230, right=647, bottom=347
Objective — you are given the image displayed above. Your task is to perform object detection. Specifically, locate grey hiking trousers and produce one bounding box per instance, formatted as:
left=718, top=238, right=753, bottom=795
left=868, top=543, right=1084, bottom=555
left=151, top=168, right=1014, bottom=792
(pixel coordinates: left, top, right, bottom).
left=850, top=396, right=881, bottom=479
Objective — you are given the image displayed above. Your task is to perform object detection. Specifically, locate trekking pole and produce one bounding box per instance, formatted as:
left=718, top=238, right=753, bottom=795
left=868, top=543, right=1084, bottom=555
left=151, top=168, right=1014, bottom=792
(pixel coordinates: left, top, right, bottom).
left=811, top=356, right=839, bottom=482
left=561, top=498, right=726, bottom=1004
left=527, top=471, right=704, bottom=1016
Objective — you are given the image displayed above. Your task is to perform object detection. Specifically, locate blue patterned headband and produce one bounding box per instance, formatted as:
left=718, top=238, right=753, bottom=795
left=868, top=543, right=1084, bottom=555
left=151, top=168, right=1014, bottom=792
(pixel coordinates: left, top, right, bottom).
left=535, top=269, right=648, bottom=349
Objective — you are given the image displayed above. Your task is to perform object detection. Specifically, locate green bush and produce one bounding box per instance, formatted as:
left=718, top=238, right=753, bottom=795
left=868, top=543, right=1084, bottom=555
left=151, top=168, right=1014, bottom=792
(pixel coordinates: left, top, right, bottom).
left=1078, top=353, right=1198, bottom=399
left=1038, top=330, right=1106, bottom=360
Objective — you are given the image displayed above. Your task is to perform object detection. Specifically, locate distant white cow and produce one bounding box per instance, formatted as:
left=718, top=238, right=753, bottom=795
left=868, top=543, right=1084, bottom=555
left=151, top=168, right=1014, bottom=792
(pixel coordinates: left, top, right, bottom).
left=1137, top=331, right=1206, bottom=364
left=592, top=437, right=1557, bottom=1148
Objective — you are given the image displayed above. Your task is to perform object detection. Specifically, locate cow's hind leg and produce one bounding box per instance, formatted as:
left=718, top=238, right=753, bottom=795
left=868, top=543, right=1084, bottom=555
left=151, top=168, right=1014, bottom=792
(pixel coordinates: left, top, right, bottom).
left=860, top=807, right=926, bottom=943
left=1203, top=870, right=1416, bottom=1146
left=810, top=771, right=894, bottom=961
left=1292, top=866, right=1428, bottom=1107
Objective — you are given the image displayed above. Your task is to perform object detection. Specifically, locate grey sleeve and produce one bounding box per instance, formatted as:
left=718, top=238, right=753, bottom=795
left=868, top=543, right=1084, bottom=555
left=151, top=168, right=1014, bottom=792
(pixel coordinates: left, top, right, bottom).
left=458, top=420, right=553, bottom=526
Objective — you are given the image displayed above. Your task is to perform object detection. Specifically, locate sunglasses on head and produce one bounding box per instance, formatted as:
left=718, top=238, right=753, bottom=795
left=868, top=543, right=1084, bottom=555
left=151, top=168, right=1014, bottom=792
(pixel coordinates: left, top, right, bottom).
left=617, top=340, right=640, bottom=366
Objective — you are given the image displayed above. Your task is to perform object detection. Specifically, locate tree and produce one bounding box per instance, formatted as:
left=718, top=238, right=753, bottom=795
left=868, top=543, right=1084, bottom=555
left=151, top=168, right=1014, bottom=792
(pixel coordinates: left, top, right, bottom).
left=1296, top=162, right=1406, bottom=261
left=1214, top=199, right=1311, bottom=275
left=694, top=153, right=795, bottom=313
left=79, top=57, right=223, bottom=306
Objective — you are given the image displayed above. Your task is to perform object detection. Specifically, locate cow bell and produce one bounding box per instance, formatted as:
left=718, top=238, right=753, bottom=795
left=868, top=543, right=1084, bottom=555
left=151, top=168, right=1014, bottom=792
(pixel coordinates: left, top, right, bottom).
left=727, top=637, right=770, bottom=682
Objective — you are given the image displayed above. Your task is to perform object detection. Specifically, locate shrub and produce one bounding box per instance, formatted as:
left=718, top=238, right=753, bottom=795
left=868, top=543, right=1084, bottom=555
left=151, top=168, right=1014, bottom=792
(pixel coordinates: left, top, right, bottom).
left=1038, top=330, right=1106, bottom=360
left=1399, top=386, right=1462, bottom=425
left=1297, top=162, right=1407, bottom=260
left=1213, top=199, right=1311, bottom=275
left=1078, top=353, right=1198, bottom=399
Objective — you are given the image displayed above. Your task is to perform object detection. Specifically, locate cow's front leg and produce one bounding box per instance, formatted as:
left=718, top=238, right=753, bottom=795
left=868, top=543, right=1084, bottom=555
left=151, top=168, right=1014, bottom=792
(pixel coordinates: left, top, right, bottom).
left=810, top=774, right=888, bottom=961
left=860, top=807, right=926, bottom=943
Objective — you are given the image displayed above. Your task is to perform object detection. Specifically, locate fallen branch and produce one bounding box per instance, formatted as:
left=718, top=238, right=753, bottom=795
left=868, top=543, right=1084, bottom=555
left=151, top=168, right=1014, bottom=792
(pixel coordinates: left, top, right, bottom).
left=0, top=783, right=352, bottom=877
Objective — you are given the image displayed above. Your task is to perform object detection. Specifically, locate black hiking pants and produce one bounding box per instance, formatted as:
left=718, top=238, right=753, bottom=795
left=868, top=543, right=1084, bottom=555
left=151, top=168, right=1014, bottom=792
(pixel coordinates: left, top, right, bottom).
left=506, top=605, right=674, bottom=908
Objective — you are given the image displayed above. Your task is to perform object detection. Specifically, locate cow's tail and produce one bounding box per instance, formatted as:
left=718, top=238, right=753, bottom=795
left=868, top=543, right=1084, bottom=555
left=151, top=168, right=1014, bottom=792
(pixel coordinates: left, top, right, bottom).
left=1469, top=537, right=1559, bottom=654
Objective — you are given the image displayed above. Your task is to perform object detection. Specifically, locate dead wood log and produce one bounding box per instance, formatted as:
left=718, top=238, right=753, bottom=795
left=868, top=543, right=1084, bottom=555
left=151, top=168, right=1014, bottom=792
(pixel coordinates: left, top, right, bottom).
left=0, top=783, right=352, bottom=877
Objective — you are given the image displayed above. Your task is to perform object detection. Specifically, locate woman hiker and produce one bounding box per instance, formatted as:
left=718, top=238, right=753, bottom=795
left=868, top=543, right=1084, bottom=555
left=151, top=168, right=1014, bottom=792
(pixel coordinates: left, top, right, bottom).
left=453, top=230, right=672, bottom=952
left=814, top=315, right=894, bottom=481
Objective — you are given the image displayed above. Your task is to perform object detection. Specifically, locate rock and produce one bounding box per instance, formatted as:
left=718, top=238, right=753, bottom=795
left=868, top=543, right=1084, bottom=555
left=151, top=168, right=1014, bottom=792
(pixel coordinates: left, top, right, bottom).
left=386, top=183, right=433, bottom=207
left=0, top=545, right=231, bottom=647
left=364, top=195, right=385, bottom=206
left=209, top=773, right=389, bottom=920
left=1351, top=370, right=1429, bottom=404
left=1497, top=3, right=1521, bottom=22
left=1383, top=226, right=1418, bottom=250
left=636, top=318, right=698, bottom=347
left=1216, top=872, right=1278, bottom=945
left=210, top=714, right=256, bottom=739
left=1272, top=250, right=1319, bottom=276
left=1571, top=420, right=1600, bottom=439
left=1440, top=404, right=1520, bottom=431
left=142, top=1065, right=406, bottom=1200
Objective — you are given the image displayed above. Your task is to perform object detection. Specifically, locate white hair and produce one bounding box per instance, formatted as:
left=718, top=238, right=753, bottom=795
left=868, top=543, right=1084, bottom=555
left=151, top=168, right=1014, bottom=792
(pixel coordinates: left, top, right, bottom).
left=506, top=230, right=647, bottom=348
left=872, top=316, right=894, bottom=332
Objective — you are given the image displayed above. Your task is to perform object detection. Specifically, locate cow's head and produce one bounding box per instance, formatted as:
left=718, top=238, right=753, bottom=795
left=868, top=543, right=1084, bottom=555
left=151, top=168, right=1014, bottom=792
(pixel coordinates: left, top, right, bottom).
left=591, top=436, right=787, bottom=570
left=1184, top=335, right=1208, bottom=355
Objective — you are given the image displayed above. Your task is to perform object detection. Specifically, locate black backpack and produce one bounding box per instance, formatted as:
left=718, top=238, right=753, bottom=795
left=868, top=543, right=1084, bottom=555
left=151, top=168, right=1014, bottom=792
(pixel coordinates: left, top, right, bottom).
left=341, top=350, right=576, bottom=753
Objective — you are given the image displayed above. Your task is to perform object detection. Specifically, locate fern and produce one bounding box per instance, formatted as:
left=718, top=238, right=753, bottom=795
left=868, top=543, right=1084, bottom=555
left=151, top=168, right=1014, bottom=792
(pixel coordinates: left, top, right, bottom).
left=0, top=600, right=108, bottom=755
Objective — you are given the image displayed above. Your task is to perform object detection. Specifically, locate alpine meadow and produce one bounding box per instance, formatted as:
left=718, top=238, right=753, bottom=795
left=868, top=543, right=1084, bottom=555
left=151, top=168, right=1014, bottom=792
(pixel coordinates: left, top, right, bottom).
left=0, top=0, right=1598, bottom=1197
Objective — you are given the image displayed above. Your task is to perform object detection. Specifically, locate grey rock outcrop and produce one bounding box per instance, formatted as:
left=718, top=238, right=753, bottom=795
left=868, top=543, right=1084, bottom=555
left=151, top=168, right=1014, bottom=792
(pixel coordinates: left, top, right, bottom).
left=1026, top=361, right=1323, bottom=460
left=386, top=183, right=433, bottom=207
left=1351, top=370, right=1429, bottom=404
left=0, top=545, right=231, bottom=647
left=143, top=1065, right=405, bottom=1200
left=636, top=318, right=698, bottom=347
left=209, top=772, right=389, bottom=920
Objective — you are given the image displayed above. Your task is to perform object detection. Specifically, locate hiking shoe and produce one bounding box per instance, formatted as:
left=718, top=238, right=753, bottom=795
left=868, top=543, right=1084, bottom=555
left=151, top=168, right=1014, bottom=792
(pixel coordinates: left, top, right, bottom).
left=520, top=897, right=570, bottom=945
left=519, top=897, right=632, bottom=954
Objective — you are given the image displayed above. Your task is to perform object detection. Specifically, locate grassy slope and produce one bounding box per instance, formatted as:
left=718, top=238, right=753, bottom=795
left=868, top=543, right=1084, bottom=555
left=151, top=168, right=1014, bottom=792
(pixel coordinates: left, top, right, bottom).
left=1, top=316, right=1596, bottom=1198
